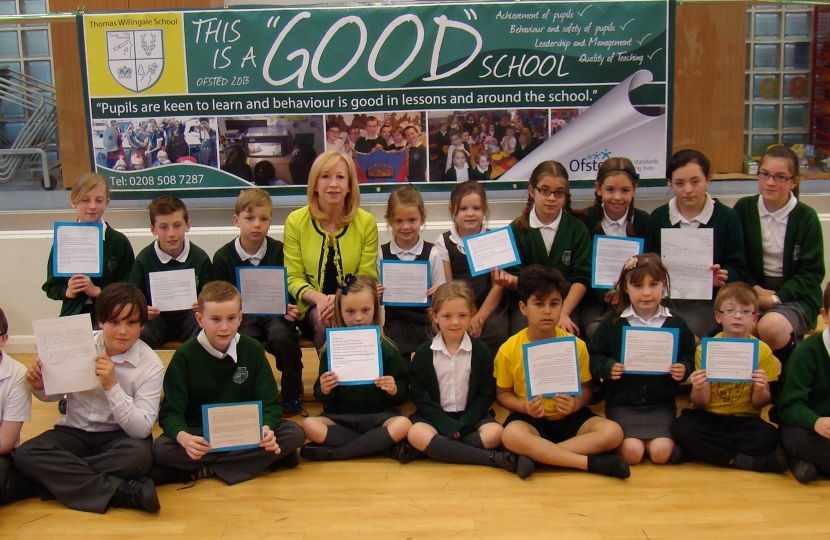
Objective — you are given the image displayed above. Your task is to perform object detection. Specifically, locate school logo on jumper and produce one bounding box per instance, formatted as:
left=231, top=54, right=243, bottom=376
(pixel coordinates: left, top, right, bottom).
left=562, top=251, right=571, bottom=265
left=108, top=256, right=117, bottom=272
left=106, top=30, right=164, bottom=92
left=233, top=366, right=248, bottom=384
left=793, top=245, right=801, bottom=261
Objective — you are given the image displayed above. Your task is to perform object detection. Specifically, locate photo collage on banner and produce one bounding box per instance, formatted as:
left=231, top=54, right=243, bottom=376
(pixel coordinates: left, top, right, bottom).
left=80, top=1, right=671, bottom=195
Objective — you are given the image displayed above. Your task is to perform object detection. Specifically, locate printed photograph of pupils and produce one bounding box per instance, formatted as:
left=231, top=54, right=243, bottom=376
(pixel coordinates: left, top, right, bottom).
left=92, top=117, right=218, bottom=171
left=216, top=115, right=323, bottom=186
left=425, top=109, right=550, bottom=181
left=324, top=111, right=427, bottom=183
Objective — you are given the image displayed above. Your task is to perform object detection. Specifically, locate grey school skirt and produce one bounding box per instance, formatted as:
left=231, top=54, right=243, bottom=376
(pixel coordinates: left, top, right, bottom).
left=763, top=276, right=811, bottom=336
left=605, top=403, right=676, bottom=440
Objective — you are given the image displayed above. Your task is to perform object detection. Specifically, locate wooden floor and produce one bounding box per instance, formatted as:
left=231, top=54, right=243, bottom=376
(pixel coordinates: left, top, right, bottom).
left=2, top=350, right=830, bottom=539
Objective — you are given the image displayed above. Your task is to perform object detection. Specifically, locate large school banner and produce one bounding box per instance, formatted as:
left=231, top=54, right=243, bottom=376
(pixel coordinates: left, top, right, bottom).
left=80, top=0, right=672, bottom=196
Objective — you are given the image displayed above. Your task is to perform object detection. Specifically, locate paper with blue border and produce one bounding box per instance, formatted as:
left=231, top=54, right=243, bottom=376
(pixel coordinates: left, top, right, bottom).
left=462, top=226, right=521, bottom=277
left=52, top=222, right=104, bottom=278
left=621, top=326, right=679, bottom=374
left=522, top=336, right=582, bottom=398
left=236, top=266, right=289, bottom=316
left=591, top=235, right=644, bottom=289
left=326, top=326, right=383, bottom=386
left=201, top=401, right=262, bottom=452
left=380, top=260, right=430, bottom=307
left=700, top=337, right=759, bottom=383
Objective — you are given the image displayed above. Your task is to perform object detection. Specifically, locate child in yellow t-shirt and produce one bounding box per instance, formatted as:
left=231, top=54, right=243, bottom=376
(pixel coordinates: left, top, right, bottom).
left=495, top=265, right=626, bottom=479
left=671, top=283, right=786, bottom=473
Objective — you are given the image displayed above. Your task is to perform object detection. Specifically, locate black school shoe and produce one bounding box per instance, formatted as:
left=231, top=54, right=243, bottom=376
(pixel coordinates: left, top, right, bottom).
left=110, top=479, right=160, bottom=513
left=788, top=457, right=818, bottom=484
left=0, top=468, right=40, bottom=505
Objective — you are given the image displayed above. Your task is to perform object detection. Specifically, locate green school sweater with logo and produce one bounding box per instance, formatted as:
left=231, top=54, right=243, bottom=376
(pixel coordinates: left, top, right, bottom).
left=778, top=332, right=830, bottom=431
left=733, top=195, right=824, bottom=325
left=212, top=236, right=286, bottom=286
left=128, top=240, right=213, bottom=307
left=159, top=335, right=282, bottom=440
left=42, top=224, right=135, bottom=316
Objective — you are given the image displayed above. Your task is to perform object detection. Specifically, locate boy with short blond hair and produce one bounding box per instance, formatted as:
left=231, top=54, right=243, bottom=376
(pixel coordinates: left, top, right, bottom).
left=16, top=283, right=164, bottom=513
left=496, top=265, right=627, bottom=479
left=152, top=281, right=305, bottom=485
left=778, top=282, right=830, bottom=483
left=43, top=173, right=135, bottom=321
left=128, top=196, right=213, bottom=349
left=671, top=282, right=785, bottom=473
left=213, top=188, right=304, bottom=416
left=0, top=308, right=34, bottom=505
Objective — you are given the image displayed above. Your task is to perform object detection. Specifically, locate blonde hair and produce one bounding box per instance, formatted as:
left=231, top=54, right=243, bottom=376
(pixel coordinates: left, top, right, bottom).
left=385, top=185, right=426, bottom=224
left=235, top=187, right=272, bottom=216
left=333, top=274, right=383, bottom=331
left=306, top=151, right=361, bottom=224
left=71, top=173, right=109, bottom=205
left=427, top=281, right=477, bottom=336
left=197, top=281, right=242, bottom=311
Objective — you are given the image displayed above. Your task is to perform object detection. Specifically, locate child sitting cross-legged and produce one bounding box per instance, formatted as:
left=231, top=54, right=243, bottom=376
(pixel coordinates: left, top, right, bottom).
left=496, top=265, right=627, bottom=479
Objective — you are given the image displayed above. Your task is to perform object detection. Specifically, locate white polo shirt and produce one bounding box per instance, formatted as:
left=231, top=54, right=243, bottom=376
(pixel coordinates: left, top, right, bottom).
left=0, top=351, right=32, bottom=448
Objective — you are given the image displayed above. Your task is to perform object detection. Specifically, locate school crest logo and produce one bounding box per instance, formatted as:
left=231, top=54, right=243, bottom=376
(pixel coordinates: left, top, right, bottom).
left=562, top=250, right=571, bottom=265
left=108, top=256, right=117, bottom=272
left=793, top=245, right=801, bottom=261
left=715, top=382, right=745, bottom=402
left=106, top=30, right=164, bottom=92
left=233, top=366, right=248, bottom=384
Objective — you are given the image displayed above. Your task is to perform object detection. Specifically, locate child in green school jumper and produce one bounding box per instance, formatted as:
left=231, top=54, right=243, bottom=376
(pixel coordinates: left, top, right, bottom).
left=589, top=254, right=696, bottom=465
left=399, top=281, right=517, bottom=472
left=580, top=157, right=654, bottom=341
left=777, top=283, right=830, bottom=484
left=128, top=196, right=213, bottom=349
left=733, top=145, right=824, bottom=373
left=152, top=281, right=305, bottom=485
left=493, top=161, right=592, bottom=336
left=651, top=149, right=748, bottom=338
left=301, top=275, right=411, bottom=461
left=212, top=188, right=304, bottom=417
left=43, top=173, right=134, bottom=323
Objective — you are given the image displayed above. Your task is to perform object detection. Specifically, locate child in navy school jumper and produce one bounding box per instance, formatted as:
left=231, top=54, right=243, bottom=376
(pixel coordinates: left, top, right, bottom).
left=301, top=275, right=411, bottom=461
left=651, top=149, right=748, bottom=339
left=128, top=196, right=213, bottom=349
left=492, top=161, right=592, bottom=336
left=733, top=145, right=825, bottom=376
left=496, top=265, right=627, bottom=480
left=672, top=283, right=786, bottom=473
left=378, top=186, right=444, bottom=357
left=433, top=181, right=510, bottom=353
left=777, top=282, right=830, bottom=484
left=589, top=254, right=695, bottom=465
left=580, top=157, right=654, bottom=341
left=399, top=281, right=518, bottom=472
left=212, top=188, right=305, bottom=417
left=43, top=173, right=135, bottom=325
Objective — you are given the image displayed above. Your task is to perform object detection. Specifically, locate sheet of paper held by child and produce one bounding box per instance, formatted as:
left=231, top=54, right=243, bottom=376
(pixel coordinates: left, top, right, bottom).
left=660, top=228, right=714, bottom=300
left=700, top=338, right=759, bottom=383
left=53, top=222, right=103, bottom=277
left=522, top=336, right=582, bottom=398
left=326, top=326, right=383, bottom=385
left=236, top=266, right=288, bottom=316
left=32, top=314, right=99, bottom=395
left=380, top=260, right=430, bottom=306
left=202, top=401, right=263, bottom=452
left=592, top=235, right=645, bottom=289
left=462, top=226, right=521, bottom=276
left=621, top=327, right=679, bottom=374
left=149, top=268, right=198, bottom=312
left=500, top=70, right=667, bottom=182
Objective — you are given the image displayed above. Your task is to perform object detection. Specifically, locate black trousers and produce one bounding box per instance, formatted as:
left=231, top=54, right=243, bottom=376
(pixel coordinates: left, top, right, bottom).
left=671, top=408, right=779, bottom=466
left=153, top=422, right=305, bottom=485
left=780, top=424, right=830, bottom=474
left=140, top=309, right=200, bottom=349
left=239, top=315, right=303, bottom=401
left=14, top=426, right=152, bottom=513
